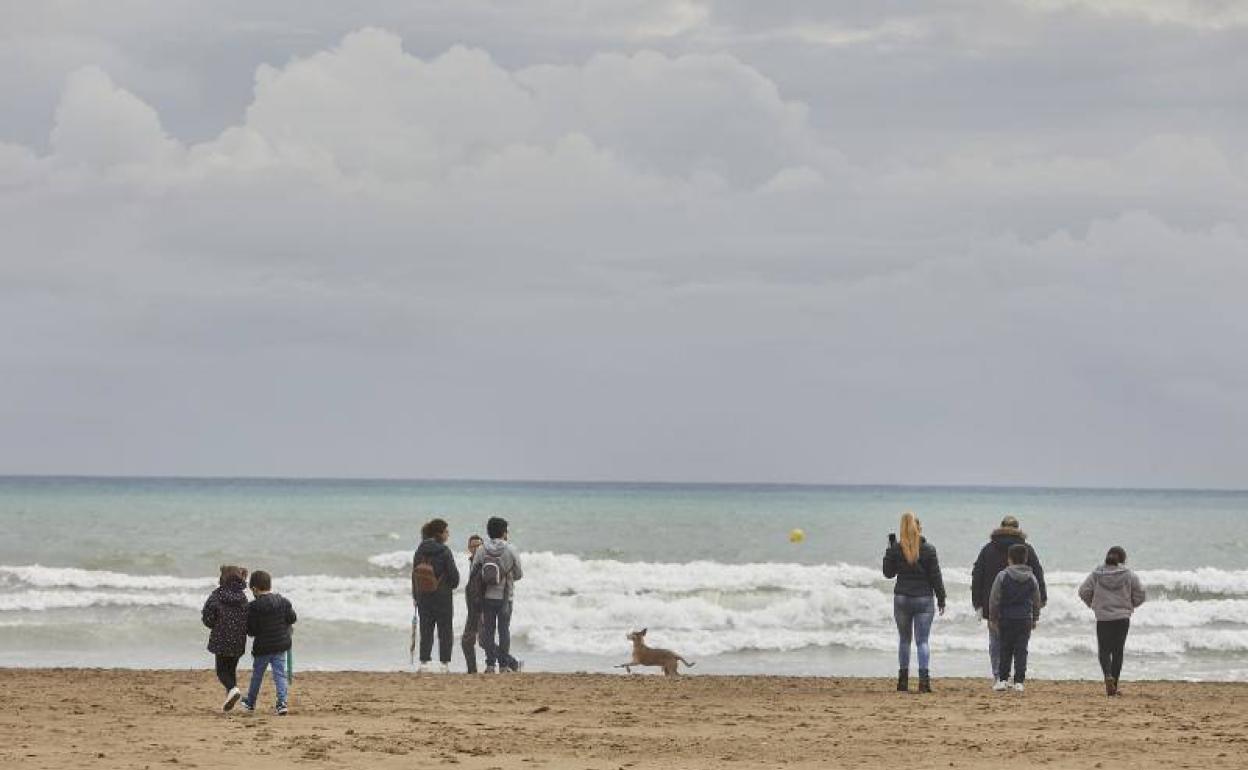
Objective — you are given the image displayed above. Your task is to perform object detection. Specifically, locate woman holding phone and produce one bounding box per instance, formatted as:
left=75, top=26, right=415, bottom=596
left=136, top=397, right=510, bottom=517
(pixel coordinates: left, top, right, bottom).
left=883, top=511, right=947, bottom=693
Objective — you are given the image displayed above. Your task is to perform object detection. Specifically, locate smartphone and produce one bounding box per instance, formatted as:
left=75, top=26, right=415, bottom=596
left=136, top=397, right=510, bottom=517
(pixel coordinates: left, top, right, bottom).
left=888, top=532, right=897, bottom=546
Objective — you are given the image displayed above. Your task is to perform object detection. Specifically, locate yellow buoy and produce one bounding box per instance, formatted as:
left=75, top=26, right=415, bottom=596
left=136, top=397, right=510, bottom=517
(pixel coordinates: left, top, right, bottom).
left=788, top=528, right=806, bottom=544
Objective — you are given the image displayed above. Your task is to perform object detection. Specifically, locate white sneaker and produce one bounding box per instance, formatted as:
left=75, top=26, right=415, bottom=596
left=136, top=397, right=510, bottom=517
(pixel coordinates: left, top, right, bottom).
left=416, top=662, right=429, bottom=674
left=992, top=680, right=1009, bottom=692
left=439, top=662, right=450, bottom=674
left=223, top=687, right=241, bottom=712
left=1013, top=682, right=1025, bottom=693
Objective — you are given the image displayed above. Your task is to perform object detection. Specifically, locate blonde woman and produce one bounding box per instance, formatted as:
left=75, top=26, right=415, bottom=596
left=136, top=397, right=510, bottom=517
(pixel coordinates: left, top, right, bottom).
left=883, top=512, right=947, bottom=693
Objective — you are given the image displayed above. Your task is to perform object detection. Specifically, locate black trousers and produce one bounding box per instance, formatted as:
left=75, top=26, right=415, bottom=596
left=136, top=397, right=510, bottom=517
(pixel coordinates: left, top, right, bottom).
left=1096, top=619, right=1131, bottom=681
left=462, top=599, right=482, bottom=673
left=998, top=619, right=1032, bottom=684
left=418, top=602, right=454, bottom=664
left=214, top=654, right=240, bottom=691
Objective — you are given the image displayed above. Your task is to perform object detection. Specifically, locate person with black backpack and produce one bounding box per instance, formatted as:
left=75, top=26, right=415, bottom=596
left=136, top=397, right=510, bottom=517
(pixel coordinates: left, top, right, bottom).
left=472, top=516, right=523, bottom=673
left=411, top=518, right=460, bottom=673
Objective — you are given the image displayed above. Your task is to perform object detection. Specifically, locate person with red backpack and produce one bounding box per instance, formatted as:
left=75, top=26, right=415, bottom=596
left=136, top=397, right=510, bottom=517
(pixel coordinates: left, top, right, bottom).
left=411, top=518, right=460, bottom=673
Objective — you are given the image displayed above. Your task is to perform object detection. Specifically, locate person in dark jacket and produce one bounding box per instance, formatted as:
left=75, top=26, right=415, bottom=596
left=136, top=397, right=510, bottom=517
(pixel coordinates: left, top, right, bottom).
left=882, top=511, right=946, bottom=694
left=461, top=534, right=484, bottom=673
left=241, top=570, right=296, bottom=715
left=201, top=565, right=249, bottom=712
left=970, top=515, right=1047, bottom=679
left=412, top=518, right=460, bottom=673
left=989, top=544, right=1042, bottom=692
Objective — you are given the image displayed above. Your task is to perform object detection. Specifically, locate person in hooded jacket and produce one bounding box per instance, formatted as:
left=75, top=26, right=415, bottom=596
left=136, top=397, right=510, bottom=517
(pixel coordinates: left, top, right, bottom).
left=412, top=518, right=460, bottom=673
left=971, top=515, right=1047, bottom=679
left=883, top=511, right=946, bottom=693
left=201, top=565, right=249, bottom=712
left=989, top=544, right=1042, bottom=692
left=1079, top=546, right=1146, bottom=696
left=472, top=516, right=523, bottom=673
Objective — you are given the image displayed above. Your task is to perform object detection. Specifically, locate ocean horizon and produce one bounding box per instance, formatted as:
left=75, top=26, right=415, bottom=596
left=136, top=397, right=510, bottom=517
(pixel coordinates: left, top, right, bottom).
left=3, top=475, right=1246, bottom=680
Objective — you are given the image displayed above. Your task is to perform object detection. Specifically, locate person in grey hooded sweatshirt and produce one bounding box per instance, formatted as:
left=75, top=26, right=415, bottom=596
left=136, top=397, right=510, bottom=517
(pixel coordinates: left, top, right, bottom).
left=1078, top=546, right=1145, bottom=696
left=472, top=516, right=523, bottom=673
left=989, top=543, right=1042, bottom=692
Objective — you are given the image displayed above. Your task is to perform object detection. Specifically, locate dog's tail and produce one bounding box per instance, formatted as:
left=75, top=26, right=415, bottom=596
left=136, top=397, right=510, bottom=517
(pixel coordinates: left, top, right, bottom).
left=679, top=657, right=695, bottom=668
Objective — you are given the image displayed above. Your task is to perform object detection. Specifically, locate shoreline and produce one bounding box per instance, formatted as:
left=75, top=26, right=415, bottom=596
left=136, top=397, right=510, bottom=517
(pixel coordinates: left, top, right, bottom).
left=4, top=669, right=1246, bottom=769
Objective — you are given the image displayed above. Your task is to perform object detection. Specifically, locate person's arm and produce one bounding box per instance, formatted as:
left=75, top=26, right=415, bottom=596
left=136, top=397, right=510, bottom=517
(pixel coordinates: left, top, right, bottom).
left=201, top=596, right=217, bottom=629
left=988, top=573, right=1003, bottom=624
left=1078, top=572, right=1095, bottom=607
left=1130, top=571, right=1146, bottom=608
left=970, top=548, right=984, bottom=612
left=509, top=547, right=522, bottom=582
left=1029, top=546, right=1047, bottom=607
left=926, top=546, right=947, bottom=610
left=285, top=598, right=297, bottom=626
left=882, top=545, right=899, bottom=578
left=246, top=603, right=257, bottom=637
left=411, top=550, right=421, bottom=601
left=1031, top=576, right=1042, bottom=624
left=443, top=549, right=460, bottom=590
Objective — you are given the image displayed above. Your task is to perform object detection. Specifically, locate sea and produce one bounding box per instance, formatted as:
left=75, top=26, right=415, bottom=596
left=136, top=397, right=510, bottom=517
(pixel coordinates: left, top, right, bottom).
left=1, top=476, right=1246, bottom=680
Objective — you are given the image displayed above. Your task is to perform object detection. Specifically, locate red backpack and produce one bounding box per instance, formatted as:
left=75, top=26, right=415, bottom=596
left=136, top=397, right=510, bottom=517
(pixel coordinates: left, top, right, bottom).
left=413, top=555, right=441, bottom=595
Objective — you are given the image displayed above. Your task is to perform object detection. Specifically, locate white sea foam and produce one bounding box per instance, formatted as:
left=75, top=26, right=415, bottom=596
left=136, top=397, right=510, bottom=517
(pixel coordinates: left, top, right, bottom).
left=5, top=555, right=1248, bottom=662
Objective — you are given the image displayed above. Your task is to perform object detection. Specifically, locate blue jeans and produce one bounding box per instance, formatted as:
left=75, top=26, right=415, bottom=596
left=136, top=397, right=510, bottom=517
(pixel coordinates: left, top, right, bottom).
left=998, top=619, right=1032, bottom=683
left=988, top=623, right=1001, bottom=678
left=479, top=598, right=516, bottom=670
left=245, top=652, right=288, bottom=708
left=894, top=594, right=935, bottom=670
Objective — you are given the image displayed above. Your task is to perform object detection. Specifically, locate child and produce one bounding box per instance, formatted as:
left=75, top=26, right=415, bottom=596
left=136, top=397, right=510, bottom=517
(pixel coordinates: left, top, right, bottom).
left=1078, top=546, right=1146, bottom=696
left=989, top=543, right=1042, bottom=692
left=241, top=570, right=297, bottom=715
left=201, top=565, right=249, bottom=711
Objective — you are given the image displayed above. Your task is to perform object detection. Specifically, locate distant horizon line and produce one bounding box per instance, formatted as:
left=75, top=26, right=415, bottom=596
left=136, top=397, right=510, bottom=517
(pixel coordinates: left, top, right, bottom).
left=0, top=473, right=1245, bottom=494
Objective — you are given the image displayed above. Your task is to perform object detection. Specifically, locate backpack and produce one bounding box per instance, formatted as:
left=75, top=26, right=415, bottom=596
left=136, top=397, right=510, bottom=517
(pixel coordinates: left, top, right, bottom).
left=413, top=555, right=441, bottom=595
left=479, top=549, right=506, bottom=589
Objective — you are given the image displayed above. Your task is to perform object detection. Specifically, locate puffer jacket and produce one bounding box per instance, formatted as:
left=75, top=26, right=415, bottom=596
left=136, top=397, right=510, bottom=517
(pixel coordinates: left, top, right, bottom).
left=1079, top=564, right=1146, bottom=621
left=971, top=527, right=1047, bottom=618
left=247, top=592, right=297, bottom=656
left=411, top=538, right=460, bottom=611
left=201, top=575, right=250, bottom=656
left=883, top=538, right=947, bottom=608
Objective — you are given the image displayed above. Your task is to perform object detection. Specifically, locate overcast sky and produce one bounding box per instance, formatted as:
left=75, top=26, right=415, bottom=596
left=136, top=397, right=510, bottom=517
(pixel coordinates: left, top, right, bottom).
left=1, top=1, right=1246, bottom=487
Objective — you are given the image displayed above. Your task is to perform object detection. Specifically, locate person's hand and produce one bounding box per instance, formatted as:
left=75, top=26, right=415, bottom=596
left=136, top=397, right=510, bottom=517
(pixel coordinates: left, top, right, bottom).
left=938, top=604, right=946, bottom=617
left=1031, top=620, right=1038, bottom=630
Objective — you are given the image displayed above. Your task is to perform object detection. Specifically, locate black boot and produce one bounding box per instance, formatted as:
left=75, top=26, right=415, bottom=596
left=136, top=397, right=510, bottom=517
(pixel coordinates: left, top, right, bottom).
left=896, top=668, right=909, bottom=692
left=918, top=669, right=932, bottom=693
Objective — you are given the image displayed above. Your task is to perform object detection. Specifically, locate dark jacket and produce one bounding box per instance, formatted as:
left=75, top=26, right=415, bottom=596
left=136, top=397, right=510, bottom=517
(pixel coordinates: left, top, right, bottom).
left=201, top=576, right=249, bottom=656
left=247, top=592, right=297, bottom=656
left=883, top=538, right=947, bottom=607
left=411, top=538, right=460, bottom=610
left=989, top=564, right=1042, bottom=623
left=971, top=527, right=1047, bottom=619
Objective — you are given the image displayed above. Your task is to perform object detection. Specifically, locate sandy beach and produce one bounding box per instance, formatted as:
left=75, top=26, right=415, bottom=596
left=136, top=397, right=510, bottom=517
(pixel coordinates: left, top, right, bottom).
left=2, top=669, right=1245, bottom=770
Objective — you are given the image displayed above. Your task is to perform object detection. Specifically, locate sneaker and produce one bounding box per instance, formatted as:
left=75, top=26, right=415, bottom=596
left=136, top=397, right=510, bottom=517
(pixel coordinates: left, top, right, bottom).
left=223, top=687, right=242, bottom=712
left=992, top=680, right=1009, bottom=692
left=416, top=662, right=429, bottom=674
left=484, top=665, right=496, bottom=674
left=239, top=700, right=255, bottom=713
left=276, top=704, right=289, bottom=716
left=1013, top=682, right=1025, bottom=693
left=439, top=662, right=451, bottom=674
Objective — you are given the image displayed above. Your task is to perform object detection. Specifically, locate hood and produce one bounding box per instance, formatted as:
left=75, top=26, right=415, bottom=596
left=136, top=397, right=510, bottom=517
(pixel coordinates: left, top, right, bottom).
left=482, top=538, right=509, bottom=557
left=1004, top=564, right=1035, bottom=582
left=250, top=592, right=284, bottom=610
left=1093, top=564, right=1132, bottom=589
left=991, top=527, right=1028, bottom=544
left=415, top=538, right=450, bottom=559
left=213, top=577, right=248, bottom=608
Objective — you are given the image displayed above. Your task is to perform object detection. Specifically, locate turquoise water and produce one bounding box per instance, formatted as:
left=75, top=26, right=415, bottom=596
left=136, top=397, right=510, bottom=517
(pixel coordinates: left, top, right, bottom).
left=1, top=476, right=1246, bottom=679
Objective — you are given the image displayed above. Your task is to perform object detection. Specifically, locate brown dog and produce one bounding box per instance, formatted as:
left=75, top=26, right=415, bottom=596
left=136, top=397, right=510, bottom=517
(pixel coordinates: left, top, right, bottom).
left=615, top=628, right=695, bottom=676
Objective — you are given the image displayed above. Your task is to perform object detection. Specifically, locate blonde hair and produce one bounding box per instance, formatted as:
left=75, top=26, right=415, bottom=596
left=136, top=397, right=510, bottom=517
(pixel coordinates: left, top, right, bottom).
left=899, top=512, right=922, bottom=565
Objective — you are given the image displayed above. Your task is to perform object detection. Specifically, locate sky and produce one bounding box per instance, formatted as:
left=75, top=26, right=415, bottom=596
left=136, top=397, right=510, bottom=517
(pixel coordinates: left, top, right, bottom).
left=1, top=1, right=1246, bottom=487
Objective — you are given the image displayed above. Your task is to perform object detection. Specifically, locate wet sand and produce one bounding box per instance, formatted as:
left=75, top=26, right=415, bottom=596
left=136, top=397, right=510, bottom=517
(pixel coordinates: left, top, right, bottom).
left=2, top=669, right=1245, bottom=769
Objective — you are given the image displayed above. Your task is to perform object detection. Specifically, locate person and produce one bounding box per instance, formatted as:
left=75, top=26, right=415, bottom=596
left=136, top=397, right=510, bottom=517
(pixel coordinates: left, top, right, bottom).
left=971, top=515, right=1047, bottom=679
left=473, top=516, right=523, bottom=673
left=882, top=511, right=946, bottom=693
left=241, top=570, right=297, bottom=715
left=461, top=534, right=484, bottom=673
left=411, top=518, right=460, bottom=673
left=989, top=544, right=1042, bottom=692
left=200, top=565, right=249, bottom=712
left=1078, top=546, right=1146, bottom=696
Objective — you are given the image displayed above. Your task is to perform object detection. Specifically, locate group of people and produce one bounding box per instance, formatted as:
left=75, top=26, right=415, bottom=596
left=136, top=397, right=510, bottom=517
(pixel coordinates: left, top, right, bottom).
left=410, top=515, right=523, bottom=674
left=884, top=512, right=1147, bottom=696
left=201, top=566, right=298, bottom=714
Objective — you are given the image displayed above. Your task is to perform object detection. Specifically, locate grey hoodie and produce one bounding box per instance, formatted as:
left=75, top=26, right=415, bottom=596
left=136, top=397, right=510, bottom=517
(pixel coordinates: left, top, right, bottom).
left=1078, top=565, right=1146, bottom=621
left=471, top=538, right=523, bottom=601
left=989, top=564, right=1042, bottom=623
